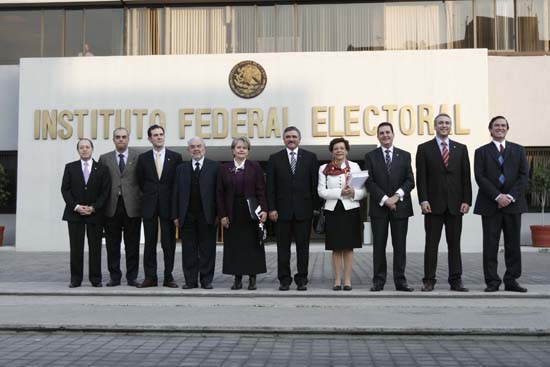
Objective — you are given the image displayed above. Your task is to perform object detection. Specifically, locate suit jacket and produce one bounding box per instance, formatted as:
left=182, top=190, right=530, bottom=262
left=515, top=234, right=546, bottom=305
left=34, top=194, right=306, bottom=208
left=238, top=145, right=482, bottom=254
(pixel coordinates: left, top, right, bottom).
left=318, top=160, right=366, bottom=211
left=365, top=147, right=415, bottom=219
left=216, top=160, right=267, bottom=222
left=473, top=141, right=529, bottom=216
left=61, top=159, right=111, bottom=223
left=172, top=158, right=220, bottom=225
left=99, top=148, right=142, bottom=218
left=416, top=138, right=472, bottom=215
left=266, top=148, right=319, bottom=220
left=137, top=149, right=183, bottom=219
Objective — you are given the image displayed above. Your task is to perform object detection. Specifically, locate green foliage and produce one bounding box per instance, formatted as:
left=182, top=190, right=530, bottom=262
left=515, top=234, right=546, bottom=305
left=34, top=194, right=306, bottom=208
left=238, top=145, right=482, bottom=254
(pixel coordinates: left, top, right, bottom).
left=0, top=164, right=10, bottom=207
left=530, top=161, right=550, bottom=225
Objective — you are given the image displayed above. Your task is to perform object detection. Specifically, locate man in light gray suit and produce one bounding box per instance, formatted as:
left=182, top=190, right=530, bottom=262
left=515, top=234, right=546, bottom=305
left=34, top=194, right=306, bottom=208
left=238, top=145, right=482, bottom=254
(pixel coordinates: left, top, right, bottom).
left=99, top=127, right=142, bottom=287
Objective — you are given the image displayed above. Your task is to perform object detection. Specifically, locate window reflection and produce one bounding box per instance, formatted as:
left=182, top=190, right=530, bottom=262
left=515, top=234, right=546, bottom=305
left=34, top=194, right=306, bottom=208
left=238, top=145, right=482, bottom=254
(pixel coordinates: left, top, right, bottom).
left=84, top=9, right=124, bottom=56
left=43, top=10, right=64, bottom=57
left=0, top=11, right=41, bottom=63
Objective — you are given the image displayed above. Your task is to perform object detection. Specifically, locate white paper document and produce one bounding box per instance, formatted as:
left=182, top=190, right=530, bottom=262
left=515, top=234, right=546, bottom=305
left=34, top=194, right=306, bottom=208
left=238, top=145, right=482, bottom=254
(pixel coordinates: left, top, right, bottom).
left=349, top=170, right=369, bottom=189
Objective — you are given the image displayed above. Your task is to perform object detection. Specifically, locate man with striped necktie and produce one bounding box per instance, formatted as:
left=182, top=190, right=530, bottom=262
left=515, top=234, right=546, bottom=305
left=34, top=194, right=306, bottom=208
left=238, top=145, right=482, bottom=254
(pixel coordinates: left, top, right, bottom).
left=474, top=116, right=529, bottom=293
left=416, top=113, right=472, bottom=292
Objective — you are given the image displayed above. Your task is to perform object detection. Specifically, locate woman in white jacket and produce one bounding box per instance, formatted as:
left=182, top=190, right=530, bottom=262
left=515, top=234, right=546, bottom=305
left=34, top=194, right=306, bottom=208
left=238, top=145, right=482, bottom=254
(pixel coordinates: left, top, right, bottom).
left=318, top=138, right=366, bottom=291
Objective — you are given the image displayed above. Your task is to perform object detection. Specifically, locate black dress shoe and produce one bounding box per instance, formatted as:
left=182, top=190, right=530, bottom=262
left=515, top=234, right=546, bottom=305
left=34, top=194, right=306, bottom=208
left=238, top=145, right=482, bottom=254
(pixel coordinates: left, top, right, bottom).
left=182, top=283, right=198, bottom=289
left=421, top=282, right=434, bottom=292
left=163, top=280, right=178, bottom=288
left=106, top=280, right=121, bottom=287
left=296, top=284, right=307, bottom=291
left=370, top=284, right=384, bottom=292
left=484, top=285, right=499, bottom=292
left=127, top=279, right=139, bottom=287
left=231, top=276, right=243, bottom=290
left=505, top=283, right=528, bottom=293
left=333, top=284, right=342, bottom=291
left=279, top=284, right=290, bottom=291
left=396, top=284, right=414, bottom=292
left=137, top=279, right=158, bottom=288
left=69, top=282, right=81, bottom=288
left=248, top=275, right=257, bottom=290
left=343, top=285, right=352, bottom=291
left=91, top=282, right=102, bottom=288
left=201, top=283, right=213, bottom=290
left=450, top=283, right=469, bottom=292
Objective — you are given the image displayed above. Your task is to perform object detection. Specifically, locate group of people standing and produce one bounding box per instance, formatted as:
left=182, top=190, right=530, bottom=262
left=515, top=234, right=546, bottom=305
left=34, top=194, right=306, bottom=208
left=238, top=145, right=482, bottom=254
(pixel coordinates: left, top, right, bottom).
left=61, top=114, right=529, bottom=294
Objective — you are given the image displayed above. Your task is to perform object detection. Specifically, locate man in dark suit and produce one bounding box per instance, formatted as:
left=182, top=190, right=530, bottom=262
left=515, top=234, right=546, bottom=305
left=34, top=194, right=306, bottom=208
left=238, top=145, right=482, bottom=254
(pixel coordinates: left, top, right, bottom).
left=172, top=137, right=219, bottom=289
left=365, top=122, right=415, bottom=292
left=267, top=126, right=319, bottom=291
left=99, top=127, right=142, bottom=287
left=474, top=116, right=529, bottom=293
left=61, top=138, right=111, bottom=288
left=416, top=113, right=472, bottom=292
left=136, top=124, right=182, bottom=288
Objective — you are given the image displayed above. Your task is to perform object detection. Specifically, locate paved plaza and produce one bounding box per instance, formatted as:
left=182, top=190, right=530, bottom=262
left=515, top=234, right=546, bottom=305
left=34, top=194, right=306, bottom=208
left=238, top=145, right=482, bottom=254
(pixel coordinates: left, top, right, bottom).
left=0, top=332, right=549, bottom=367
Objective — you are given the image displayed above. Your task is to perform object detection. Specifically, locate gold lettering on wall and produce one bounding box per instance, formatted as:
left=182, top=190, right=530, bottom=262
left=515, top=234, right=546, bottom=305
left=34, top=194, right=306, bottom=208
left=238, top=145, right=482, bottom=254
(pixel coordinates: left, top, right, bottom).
left=344, top=106, right=360, bottom=136
left=42, top=110, right=57, bottom=140
left=363, top=106, right=378, bottom=136
left=454, top=104, right=469, bottom=135
left=265, top=108, right=281, bottom=138
left=312, top=106, right=327, bottom=137
left=212, top=108, right=228, bottom=139
left=248, top=109, right=264, bottom=138
left=196, top=109, right=211, bottom=139
left=91, top=110, right=98, bottom=139
left=382, top=105, right=398, bottom=125
left=132, top=109, right=147, bottom=139
left=328, top=106, right=344, bottom=137
left=179, top=109, right=193, bottom=139
left=58, top=110, right=73, bottom=139
left=231, top=108, right=247, bottom=137
left=418, top=104, right=434, bottom=135
left=399, top=105, right=416, bottom=136
left=150, top=109, right=166, bottom=130
left=34, top=110, right=40, bottom=139
left=100, top=109, right=114, bottom=139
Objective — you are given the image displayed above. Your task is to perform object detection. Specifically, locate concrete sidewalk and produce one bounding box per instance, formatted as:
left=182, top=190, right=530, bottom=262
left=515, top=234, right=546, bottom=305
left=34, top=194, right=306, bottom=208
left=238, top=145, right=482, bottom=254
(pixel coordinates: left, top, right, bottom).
left=1, top=246, right=549, bottom=335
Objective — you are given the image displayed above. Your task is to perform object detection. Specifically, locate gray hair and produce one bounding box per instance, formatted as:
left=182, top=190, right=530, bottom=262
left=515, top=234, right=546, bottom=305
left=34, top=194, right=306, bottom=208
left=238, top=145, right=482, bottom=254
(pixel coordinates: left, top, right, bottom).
left=231, top=136, right=251, bottom=151
left=187, top=136, right=206, bottom=147
left=112, top=127, right=129, bottom=137
left=283, top=126, right=301, bottom=139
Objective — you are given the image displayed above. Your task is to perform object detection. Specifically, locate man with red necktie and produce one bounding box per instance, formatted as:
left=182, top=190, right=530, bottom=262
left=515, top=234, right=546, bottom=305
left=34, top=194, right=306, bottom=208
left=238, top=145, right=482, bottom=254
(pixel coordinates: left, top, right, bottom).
left=416, top=113, right=472, bottom=292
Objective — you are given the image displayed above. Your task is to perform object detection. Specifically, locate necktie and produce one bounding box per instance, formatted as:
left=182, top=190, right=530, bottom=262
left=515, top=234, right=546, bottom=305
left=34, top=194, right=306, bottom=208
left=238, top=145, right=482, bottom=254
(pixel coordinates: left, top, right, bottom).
left=83, top=162, right=90, bottom=184
left=195, top=162, right=200, bottom=174
left=118, top=153, right=125, bottom=174
left=498, top=144, right=506, bottom=185
left=441, top=142, right=449, bottom=167
left=155, top=152, right=162, bottom=179
left=290, top=151, right=296, bottom=174
left=384, top=149, right=392, bottom=173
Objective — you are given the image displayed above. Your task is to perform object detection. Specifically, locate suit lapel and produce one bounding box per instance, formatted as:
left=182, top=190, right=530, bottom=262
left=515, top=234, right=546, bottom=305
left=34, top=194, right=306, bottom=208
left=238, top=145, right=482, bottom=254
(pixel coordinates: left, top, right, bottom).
left=87, top=160, right=99, bottom=184
left=107, top=152, right=119, bottom=177
left=430, top=139, right=446, bottom=169
left=281, top=150, right=293, bottom=176
left=487, top=142, right=501, bottom=165
left=390, top=148, right=401, bottom=178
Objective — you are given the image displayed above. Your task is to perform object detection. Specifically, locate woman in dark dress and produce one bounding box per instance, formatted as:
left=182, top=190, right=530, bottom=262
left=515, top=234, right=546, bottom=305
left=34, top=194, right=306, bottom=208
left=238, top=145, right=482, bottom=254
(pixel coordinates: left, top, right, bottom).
left=217, top=137, right=268, bottom=290
left=318, top=138, right=366, bottom=291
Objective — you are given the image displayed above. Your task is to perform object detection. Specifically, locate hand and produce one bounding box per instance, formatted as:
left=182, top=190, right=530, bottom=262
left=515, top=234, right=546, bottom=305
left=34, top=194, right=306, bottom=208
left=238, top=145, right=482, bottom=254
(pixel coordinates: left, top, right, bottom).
left=259, top=211, right=267, bottom=223
left=497, top=195, right=512, bottom=208
left=460, top=203, right=470, bottom=214
left=386, top=195, right=399, bottom=206
left=269, top=210, right=278, bottom=222
left=221, top=216, right=230, bottom=229
left=76, top=205, right=88, bottom=215
left=341, top=185, right=354, bottom=198
left=173, top=219, right=179, bottom=227
left=421, top=202, right=432, bottom=214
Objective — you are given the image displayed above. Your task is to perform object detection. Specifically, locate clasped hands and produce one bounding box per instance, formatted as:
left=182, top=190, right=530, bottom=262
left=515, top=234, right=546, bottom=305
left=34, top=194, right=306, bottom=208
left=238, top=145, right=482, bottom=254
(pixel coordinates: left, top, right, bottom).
left=341, top=185, right=355, bottom=199
left=384, top=194, right=400, bottom=211
left=421, top=202, right=470, bottom=214
left=221, top=211, right=267, bottom=229
left=497, top=194, right=513, bottom=208
left=76, top=205, right=94, bottom=216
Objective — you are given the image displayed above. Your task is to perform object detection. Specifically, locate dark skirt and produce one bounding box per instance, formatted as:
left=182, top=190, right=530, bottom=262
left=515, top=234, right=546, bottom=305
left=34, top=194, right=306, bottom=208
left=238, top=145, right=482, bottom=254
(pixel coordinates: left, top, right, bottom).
left=325, top=200, right=363, bottom=251
left=222, top=196, right=267, bottom=275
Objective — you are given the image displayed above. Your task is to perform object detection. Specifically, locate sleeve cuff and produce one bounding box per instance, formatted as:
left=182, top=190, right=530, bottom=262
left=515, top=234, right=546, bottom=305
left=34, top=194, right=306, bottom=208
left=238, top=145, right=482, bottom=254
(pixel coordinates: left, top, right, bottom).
left=379, top=195, right=389, bottom=206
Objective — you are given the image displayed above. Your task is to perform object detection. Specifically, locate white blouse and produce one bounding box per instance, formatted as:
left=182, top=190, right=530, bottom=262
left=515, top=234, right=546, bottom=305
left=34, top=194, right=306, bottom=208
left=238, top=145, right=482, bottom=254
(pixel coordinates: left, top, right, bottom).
left=318, top=160, right=366, bottom=211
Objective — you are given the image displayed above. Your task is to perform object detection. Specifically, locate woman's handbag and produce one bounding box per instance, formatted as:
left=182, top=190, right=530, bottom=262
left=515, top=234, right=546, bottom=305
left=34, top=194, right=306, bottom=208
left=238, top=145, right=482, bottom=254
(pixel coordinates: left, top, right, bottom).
left=313, top=205, right=326, bottom=235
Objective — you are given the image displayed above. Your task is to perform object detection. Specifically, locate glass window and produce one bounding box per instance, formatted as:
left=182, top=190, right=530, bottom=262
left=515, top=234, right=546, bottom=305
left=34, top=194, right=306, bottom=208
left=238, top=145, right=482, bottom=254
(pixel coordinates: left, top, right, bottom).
left=232, top=6, right=256, bottom=53
left=444, top=1, right=474, bottom=49
left=496, top=0, right=515, bottom=50
left=43, top=10, right=64, bottom=57
left=65, top=10, right=84, bottom=56
left=0, top=10, right=41, bottom=63
left=517, top=0, right=550, bottom=51
left=476, top=0, right=495, bottom=49
left=84, top=9, right=124, bottom=56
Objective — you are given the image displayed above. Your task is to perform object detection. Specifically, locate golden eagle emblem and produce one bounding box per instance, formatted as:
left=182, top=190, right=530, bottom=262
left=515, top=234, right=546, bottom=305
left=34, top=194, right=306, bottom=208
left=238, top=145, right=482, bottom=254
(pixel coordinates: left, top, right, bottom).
left=228, top=61, right=267, bottom=99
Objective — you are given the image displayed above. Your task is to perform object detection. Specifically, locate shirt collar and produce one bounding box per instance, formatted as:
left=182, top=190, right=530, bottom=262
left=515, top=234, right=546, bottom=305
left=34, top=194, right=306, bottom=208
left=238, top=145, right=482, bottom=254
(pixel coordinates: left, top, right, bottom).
left=436, top=136, right=449, bottom=147
left=153, top=148, right=166, bottom=157
left=116, top=149, right=128, bottom=158
left=492, top=140, right=506, bottom=149
left=286, top=147, right=299, bottom=156
left=81, top=159, right=93, bottom=169
left=381, top=145, right=394, bottom=154
left=193, top=157, right=205, bottom=167
left=234, top=159, right=246, bottom=170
